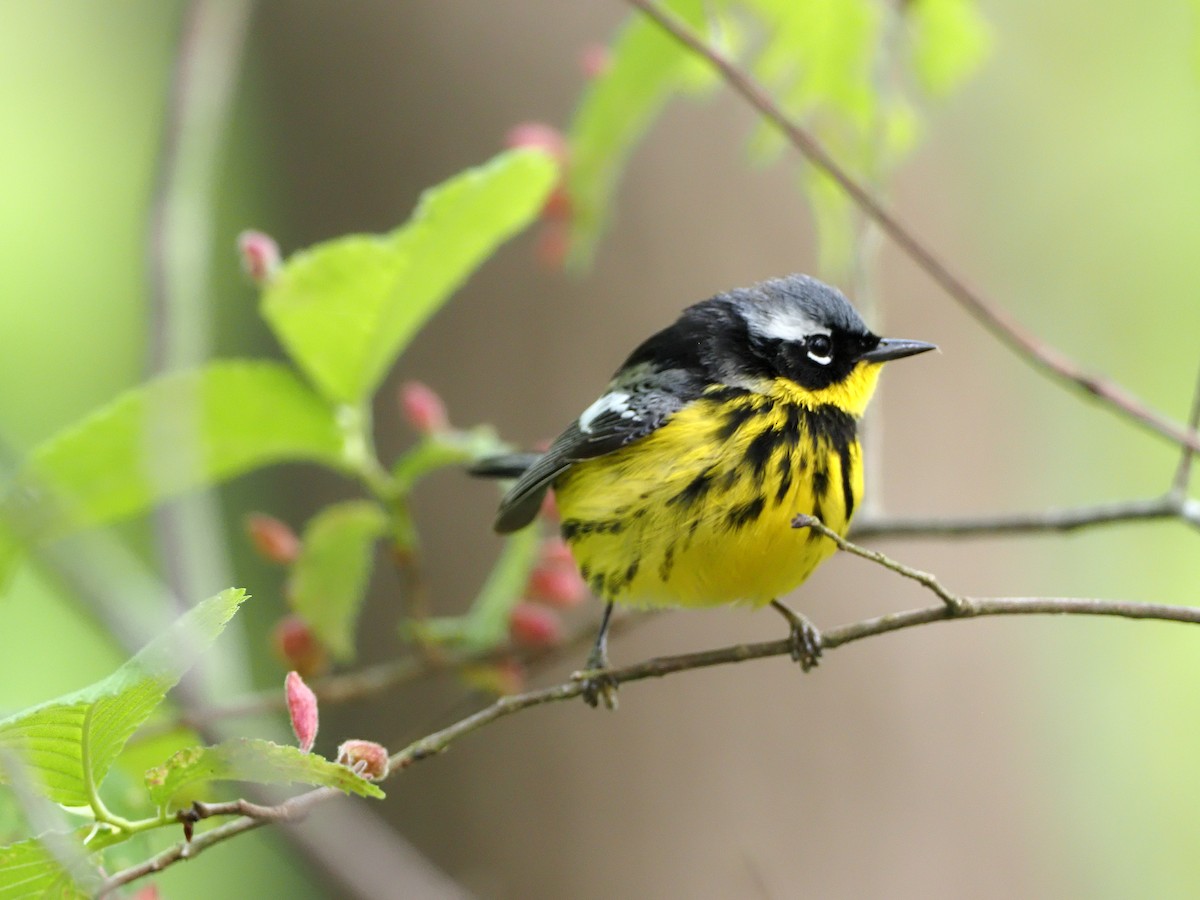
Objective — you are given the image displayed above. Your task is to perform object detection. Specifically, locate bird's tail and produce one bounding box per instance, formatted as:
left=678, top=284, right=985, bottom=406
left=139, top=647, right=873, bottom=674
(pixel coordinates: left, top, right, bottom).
left=467, top=453, right=541, bottom=480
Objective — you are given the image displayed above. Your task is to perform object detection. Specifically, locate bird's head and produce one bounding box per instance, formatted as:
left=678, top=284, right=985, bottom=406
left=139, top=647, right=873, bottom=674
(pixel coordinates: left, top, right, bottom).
left=704, top=274, right=936, bottom=416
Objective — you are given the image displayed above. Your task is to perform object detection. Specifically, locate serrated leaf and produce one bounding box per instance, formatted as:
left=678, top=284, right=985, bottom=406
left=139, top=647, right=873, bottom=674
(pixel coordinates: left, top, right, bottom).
left=288, top=501, right=387, bottom=662
left=262, top=149, right=558, bottom=403
left=0, top=834, right=96, bottom=900
left=566, top=0, right=711, bottom=268
left=144, top=738, right=383, bottom=809
left=906, top=0, right=991, bottom=97
left=0, top=588, right=247, bottom=808
left=2, top=362, right=345, bottom=545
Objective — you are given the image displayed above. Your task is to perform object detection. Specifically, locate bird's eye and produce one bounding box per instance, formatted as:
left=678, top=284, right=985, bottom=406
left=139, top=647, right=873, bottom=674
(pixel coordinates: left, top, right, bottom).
left=806, top=334, right=833, bottom=365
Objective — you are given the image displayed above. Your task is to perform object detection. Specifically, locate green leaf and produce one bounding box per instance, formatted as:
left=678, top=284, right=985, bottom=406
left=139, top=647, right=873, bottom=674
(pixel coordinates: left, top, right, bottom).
left=0, top=834, right=96, bottom=899
left=566, top=0, right=712, bottom=268
left=0, top=588, right=247, bottom=808
left=412, top=526, right=540, bottom=652
left=3, top=362, right=345, bottom=544
left=288, top=501, right=387, bottom=662
left=391, top=426, right=509, bottom=493
left=261, top=148, right=558, bottom=403
left=906, top=0, right=991, bottom=97
left=144, top=738, right=383, bottom=809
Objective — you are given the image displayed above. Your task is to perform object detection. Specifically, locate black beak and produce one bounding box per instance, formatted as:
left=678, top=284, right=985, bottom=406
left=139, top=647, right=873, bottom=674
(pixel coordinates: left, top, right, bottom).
left=859, top=337, right=938, bottom=363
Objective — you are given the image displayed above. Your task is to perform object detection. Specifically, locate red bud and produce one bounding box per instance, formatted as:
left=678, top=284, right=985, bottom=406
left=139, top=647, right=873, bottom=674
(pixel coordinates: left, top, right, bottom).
left=337, top=739, right=390, bottom=780
left=286, top=671, right=319, bottom=753
left=505, top=122, right=568, bottom=165
left=237, top=230, right=281, bottom=285
left=539, top=491, right=560, bottom=523
left=245, top=513, right=300, bottom=565
left=271, top=615, right=329, bottom=678
left=526, top=564, right=586, bottom=609
left=534, top=221, right=570, bottom=271
left=509, top=602, right=563, bottom=647
left=579, top=43, right=612, bottom=78
left=399, top=380, right=450, bottom=434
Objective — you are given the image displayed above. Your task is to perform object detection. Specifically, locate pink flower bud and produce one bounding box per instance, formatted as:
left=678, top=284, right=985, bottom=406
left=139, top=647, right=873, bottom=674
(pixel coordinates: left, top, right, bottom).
left=534, top=221, right=570, bottom=271
left=579, top=43, right=612, bottom=78
left=526, top=563, right=586, bottom=609
left=245, top=513, right=300, bottom=564
left=539, top=491, right=560, bottom=523
left=509, top=601, right=563, bottom=647
left=541, top=185, right=571, bottom=221
left=505, top=122, right=568, bottom=166
left=399, top=380, right=449, bottom=434
left=132, top=886, right=160, bottom=900
left=337, top=739, right=390, bottom=780
left=271, top=615, right=329, bottom=678
left=539, top=536, right=573, bottom=566
left=237, top=230, right=280, bottom=285
left=286, top=671, right=319, bottom=753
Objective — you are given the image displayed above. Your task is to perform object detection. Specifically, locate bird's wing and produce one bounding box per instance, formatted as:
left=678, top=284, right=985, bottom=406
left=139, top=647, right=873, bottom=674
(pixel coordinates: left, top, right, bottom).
left=493, top=373, right=697, bottom=533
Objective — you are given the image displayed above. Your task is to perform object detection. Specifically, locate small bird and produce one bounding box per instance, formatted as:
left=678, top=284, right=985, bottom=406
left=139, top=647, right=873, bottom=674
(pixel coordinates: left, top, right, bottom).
left=474, top=274, right=935, bottom=706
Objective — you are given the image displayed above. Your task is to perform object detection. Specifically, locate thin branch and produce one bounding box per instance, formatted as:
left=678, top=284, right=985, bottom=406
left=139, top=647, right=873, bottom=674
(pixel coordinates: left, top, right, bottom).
left=95, top=586, right=1200, bottom=892
left=620, top=0, right=1200, bottom=455
left=851, top=493, right=1200, bottom=540
left=1171, top=358, right=1200, bottom=496
left=792, top=514, right=965, bottom=612
left=97, top=791, right=337, bottom=897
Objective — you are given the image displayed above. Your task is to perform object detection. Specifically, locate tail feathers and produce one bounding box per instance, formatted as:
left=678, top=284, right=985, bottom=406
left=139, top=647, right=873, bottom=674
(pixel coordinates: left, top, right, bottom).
left=468, top=453, right=541, bottom=480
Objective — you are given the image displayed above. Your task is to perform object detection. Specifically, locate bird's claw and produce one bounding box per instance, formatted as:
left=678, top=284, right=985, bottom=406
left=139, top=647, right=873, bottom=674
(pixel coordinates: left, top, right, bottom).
left=770, top=599, right=823, bottom=672
left=787, top=617, right=823, bottom=672
left=575, top=670, right=619, bottom=710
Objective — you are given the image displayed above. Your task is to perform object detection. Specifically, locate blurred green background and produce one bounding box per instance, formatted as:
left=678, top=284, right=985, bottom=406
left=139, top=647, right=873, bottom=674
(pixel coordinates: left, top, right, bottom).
left=3, top=1, right=1200, bottom=897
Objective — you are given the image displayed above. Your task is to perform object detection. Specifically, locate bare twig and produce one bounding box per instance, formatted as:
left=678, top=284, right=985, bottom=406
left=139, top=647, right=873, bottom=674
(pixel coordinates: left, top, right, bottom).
left=1171, top=359, right=1200, bottom=496
left=619, top=0, right=1200, bottom=455
left=851, top=493, right=1200, bottom=540
left=95, top=581, right=1200, bottom=892
left=97, top=791, right=338, bottom=897
left=792, top=514, right=966, bottom=612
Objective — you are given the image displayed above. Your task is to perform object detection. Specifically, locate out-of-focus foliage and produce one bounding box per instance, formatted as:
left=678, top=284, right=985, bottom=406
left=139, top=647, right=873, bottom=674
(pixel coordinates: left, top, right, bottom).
left=287, top=500, right=388, bottom=662
left=567, top=0, right=989, bottom=272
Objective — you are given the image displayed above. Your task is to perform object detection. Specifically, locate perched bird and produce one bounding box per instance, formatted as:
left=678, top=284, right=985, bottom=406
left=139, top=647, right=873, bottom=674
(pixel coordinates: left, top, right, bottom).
left=474, top=274, right=935, bottom=706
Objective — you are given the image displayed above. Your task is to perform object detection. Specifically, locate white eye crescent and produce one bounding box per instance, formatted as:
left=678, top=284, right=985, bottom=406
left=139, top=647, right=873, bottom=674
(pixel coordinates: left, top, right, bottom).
left=806, top=333, right=833, bottom=365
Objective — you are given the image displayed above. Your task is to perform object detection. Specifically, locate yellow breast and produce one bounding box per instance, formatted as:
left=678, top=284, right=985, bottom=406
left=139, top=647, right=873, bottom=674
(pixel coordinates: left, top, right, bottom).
left=554, top=386, right=863, bottom=610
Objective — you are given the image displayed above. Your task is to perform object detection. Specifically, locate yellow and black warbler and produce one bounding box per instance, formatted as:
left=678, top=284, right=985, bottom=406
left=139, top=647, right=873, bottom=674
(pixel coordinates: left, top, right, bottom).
left=474, top=274, right=935, bottom=706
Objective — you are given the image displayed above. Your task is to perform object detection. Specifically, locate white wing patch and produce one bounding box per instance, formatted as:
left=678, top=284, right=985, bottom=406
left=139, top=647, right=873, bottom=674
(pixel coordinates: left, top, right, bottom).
left=578, top=391, right=635, bottom=433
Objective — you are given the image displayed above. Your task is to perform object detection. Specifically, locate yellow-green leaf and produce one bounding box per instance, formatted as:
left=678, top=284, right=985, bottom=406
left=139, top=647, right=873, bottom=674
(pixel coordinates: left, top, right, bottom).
left=0, top=589, right=247, bottom=807
left=2, top=361, right=344, bottom=546
left=288, top=501, right=387, bottom=662
left=261, top=148, right=558, bottom=403
left=145, top=738, right=383, bottom=810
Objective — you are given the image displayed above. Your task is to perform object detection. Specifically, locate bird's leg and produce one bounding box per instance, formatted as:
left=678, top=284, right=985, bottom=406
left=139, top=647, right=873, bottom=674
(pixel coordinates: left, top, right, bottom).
left=770, top=599, right=823, bottom=672
left=576, top=601, right=619, bottom=710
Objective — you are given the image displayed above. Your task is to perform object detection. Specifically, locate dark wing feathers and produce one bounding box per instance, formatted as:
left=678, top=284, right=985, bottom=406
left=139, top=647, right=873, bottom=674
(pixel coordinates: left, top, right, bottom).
left=492, top=386, right=690, bottom=534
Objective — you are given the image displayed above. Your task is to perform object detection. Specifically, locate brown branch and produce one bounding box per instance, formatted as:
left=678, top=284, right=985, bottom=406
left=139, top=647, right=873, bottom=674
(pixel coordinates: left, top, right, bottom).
left=1171, top=358, right=1200, bottom=495
left=851, top=493, right=1200, bottom=540
left=619, top=0, right=1200, bottom=455
left=96, top=584, right=1200, bottom=893
left=96, top=791, right=338, bottom=897
left=792, top=514, right=965, bottom=612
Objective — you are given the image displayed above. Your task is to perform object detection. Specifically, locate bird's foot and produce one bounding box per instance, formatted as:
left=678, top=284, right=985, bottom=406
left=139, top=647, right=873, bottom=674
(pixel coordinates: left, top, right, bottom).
left=573, top=646, right=619, bottom=710
left=770, top=599, right=823, bottom=672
